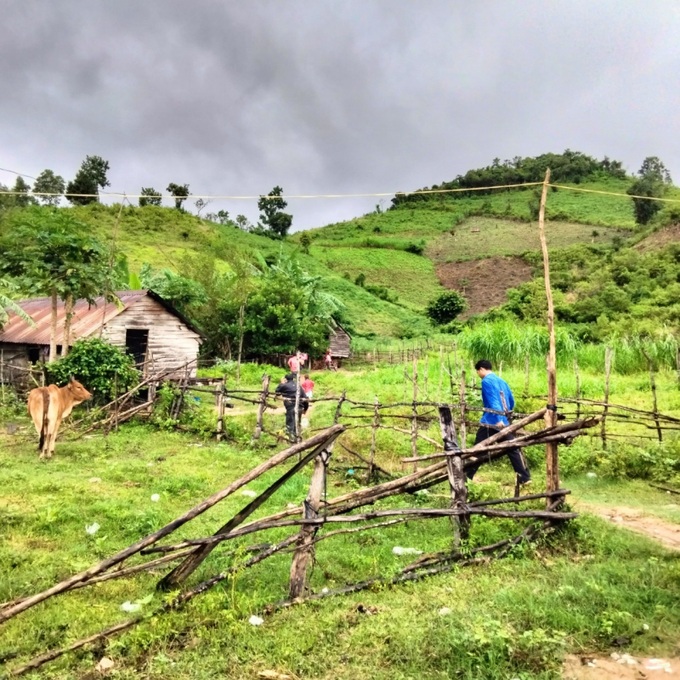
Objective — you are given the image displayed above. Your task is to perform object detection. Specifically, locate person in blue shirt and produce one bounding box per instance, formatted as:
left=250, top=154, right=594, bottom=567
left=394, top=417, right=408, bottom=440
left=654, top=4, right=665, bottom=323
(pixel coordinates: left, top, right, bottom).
left=466, top=359, right=531, bottom=484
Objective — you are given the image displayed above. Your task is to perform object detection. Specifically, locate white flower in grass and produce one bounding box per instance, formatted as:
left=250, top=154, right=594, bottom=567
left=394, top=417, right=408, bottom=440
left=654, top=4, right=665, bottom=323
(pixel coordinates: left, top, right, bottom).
left=150, top=493, right=160, bottom=502
left=85, top=522, right=100, bottom=535
left=249, top=615, right=264, bottom=626
left=392, top=546, right=423, bottom=556
left=586, top=472, right=597, bottom=478
left=438, top=607, right=452, bottom=616
left=241, top=489, right=257, bottom=498
left=120, top=601, right=141, bottom=612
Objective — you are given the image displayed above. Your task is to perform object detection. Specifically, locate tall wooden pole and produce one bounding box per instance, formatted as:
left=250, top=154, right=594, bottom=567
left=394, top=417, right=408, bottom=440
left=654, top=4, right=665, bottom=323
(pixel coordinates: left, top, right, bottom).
left=537, top=168, right=559, bottom=499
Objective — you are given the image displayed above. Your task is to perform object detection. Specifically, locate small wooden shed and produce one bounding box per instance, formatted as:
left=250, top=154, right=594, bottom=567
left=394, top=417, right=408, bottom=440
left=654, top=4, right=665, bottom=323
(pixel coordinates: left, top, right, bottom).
left=0, top=290, right=203, bottom=378
left=328, top=321, right=351, bottom=359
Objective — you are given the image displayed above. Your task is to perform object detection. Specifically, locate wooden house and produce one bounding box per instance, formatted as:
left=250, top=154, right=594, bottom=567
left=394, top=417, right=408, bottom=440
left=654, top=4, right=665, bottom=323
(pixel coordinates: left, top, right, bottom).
left=0, top=290, right=203, bottom=379
left=328, top=321, right=351, bottom=361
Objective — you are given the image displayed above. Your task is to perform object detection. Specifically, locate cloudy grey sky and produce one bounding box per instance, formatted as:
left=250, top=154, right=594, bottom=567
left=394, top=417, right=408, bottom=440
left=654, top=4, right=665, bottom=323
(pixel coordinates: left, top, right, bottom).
left=1, top=1, right=679, bottom=230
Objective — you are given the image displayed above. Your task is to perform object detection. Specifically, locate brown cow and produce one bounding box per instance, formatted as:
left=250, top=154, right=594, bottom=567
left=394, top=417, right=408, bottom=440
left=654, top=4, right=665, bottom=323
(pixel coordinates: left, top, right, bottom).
left=27, top=378, right=92, bottom=458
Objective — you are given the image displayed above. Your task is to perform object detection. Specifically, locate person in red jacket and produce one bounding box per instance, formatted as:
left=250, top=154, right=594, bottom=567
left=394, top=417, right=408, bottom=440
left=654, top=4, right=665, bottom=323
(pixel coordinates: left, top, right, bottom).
left=301, top=374, right=314, bottom=399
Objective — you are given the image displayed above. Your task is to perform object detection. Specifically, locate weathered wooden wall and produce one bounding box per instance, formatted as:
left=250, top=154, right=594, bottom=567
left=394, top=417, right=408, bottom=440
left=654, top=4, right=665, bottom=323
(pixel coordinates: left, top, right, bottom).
left=101, top=297, right=201, bottom=377
left=329, top=327, right=351, bottom=358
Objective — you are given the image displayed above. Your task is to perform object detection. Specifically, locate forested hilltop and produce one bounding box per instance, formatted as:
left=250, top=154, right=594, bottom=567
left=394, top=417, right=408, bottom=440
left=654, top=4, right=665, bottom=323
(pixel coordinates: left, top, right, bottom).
left=1, top=150, right=679, bottom=365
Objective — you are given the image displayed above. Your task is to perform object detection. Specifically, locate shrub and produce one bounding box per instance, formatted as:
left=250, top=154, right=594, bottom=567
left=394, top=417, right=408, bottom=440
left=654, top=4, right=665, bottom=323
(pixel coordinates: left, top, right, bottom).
left=46, top=338, right=139, bottom=403
left=426, top=291, right=467, bottom=325
left=405, top=243, right=424, bottom=255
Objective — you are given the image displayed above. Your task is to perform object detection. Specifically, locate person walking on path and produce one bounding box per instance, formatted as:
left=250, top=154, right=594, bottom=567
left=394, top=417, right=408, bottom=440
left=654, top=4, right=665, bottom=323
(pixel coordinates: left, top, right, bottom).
left=466, top=359, right=531, bottom=484
left=275, top=373, right=308, bottom=438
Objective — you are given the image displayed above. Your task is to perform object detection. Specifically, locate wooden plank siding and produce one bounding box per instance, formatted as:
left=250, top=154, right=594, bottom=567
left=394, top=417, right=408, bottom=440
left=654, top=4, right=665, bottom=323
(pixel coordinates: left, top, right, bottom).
left=101, top=296, right=201, bottom=377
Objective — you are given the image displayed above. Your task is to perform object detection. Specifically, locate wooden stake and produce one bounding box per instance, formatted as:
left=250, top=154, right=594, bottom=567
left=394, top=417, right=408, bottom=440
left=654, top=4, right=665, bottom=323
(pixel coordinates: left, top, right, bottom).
left=524, top=355, right=530, bottom=398
left=369, top=396, right=380, bottom=481
left=438, top=406, right=469, bottom=544
left=411, top=356, right=419, bottom=471
left=642, top=349, right=663, bottom=442
left=601, top=346, right=613, bottom=449
left=537, top=168, right=560, bottom=500
left=573, top=358, right=581, bottom=420
left=288, top=442, right=334, bottom=599
left=216, top=380, right=225, bottom=442
left=253, top=374, right=270, bottom=440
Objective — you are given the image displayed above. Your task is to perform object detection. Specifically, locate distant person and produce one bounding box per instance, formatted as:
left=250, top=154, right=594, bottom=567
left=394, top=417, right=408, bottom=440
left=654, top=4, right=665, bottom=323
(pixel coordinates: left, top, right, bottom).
left=466, top=359, right=531, bottom=485
left=301, top=374, right=315, bottom=400
left=324, top=349, right=334, bottom=371
left=288, top=352, right=301, bottom=373
left=275, top=373, right=308, bottom=438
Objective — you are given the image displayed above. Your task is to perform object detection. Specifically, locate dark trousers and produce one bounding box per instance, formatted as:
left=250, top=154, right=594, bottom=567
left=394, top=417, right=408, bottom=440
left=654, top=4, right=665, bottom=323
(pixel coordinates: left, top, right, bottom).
left=284, top=402, right=308, bottom=434
left=465, top=426, right=531, bottom=483
left=284, top=405, right=297, bottom=434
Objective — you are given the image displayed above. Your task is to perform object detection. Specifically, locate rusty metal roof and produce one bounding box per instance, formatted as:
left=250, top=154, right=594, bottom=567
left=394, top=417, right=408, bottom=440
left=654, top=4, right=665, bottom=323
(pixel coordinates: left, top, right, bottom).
left=0, top=290, right=201, bottom=345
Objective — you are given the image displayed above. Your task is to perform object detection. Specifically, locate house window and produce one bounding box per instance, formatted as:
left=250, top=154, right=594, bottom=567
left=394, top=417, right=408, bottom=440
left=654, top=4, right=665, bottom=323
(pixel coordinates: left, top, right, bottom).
left=125, top=329, right=149, bottom=367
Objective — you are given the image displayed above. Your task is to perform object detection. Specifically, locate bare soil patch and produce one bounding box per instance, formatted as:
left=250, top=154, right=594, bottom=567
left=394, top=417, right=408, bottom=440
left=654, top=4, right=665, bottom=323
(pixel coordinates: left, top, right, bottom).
left=564, top=653, right=679, bottom=679
left=435, top=256, right=533, bottom=317
left=636, top=223, right=680, bottom=252
left=577, top=502, right=680, bottom=551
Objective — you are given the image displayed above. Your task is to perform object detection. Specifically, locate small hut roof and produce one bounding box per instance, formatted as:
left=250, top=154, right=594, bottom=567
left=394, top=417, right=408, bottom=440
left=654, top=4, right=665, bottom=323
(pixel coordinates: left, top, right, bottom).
left=0, top=290, right=203, bottom=345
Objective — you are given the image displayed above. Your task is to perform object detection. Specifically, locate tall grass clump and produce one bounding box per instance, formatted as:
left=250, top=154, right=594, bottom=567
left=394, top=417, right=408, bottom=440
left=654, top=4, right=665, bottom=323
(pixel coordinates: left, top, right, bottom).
left=458, top=321, right=579, bottom=366
left=576, top=331, right=679, bottom=374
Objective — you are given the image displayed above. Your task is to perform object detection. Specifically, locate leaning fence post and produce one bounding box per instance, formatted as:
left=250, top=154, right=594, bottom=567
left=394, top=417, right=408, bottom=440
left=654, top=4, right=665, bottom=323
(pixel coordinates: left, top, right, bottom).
left=523, top=354, right=530, bottom=398
left=438, top=406, right=469, bottom=546
left=288, top=440, right=335, bottom=599
left=601, top=346, right=613, bottom=450
left=253, top=374, right=270, bottom=440
left=458, top=368, right=467, bottom=448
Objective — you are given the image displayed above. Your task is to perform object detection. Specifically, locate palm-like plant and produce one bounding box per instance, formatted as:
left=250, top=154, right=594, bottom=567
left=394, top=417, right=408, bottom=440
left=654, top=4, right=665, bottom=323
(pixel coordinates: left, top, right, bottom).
left=0, top=277, right=34, bottom=328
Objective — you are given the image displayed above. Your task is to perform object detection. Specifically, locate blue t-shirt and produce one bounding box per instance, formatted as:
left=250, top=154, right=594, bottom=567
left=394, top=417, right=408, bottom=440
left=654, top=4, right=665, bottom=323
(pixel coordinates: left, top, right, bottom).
left=480, top=372, right=515, bottom=427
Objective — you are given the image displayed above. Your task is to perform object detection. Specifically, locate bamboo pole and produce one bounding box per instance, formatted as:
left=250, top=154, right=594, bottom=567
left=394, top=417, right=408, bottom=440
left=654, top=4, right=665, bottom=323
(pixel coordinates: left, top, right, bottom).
left=537, top=167, right=560, bottom=501
left=601, top=346, right=613, bottom=449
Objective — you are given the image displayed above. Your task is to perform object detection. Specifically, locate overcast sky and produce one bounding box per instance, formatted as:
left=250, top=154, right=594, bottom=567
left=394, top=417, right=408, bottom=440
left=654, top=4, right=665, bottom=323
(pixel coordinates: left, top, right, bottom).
left=1, top=1, right=679, bottom=230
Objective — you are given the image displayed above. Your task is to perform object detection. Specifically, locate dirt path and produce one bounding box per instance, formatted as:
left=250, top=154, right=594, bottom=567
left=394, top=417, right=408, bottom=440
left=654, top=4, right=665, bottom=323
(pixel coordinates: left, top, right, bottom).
left=564, top=653, right=679, bottom=678
left=576, top=501, right=680, bottom=551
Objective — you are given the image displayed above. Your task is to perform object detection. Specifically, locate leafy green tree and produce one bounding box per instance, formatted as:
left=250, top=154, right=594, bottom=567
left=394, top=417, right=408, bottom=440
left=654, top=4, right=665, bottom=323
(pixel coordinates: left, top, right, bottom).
left=258, top=186, right=293, bottom=238
left=235, top=214, right=252, bottom=231
left=628, top=156, right=672, bottom=226
left=299, top=232, right=311, bottom=254
left=139, top=187, right=162, bottom=207
left=0, top=277, right=35, bottom=328
left=46, top=338, right=139, bottom=403
left=33, top=169, right=65, bottom=206
left=0, top=207, right=113, bottom=361
left=426, top=291, right=467, bottom=325
left=166, top=183, right=190, bottom=210
left=66, top=155, right=111, bottom=205
left=139, top=263, right=207, bottom=316
left=13, top=176, right=34, bottom=207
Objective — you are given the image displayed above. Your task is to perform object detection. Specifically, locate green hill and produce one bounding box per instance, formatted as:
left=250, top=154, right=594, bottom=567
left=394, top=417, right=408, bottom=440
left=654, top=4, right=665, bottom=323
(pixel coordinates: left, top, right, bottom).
left=2, top=151, right=679, bottom=345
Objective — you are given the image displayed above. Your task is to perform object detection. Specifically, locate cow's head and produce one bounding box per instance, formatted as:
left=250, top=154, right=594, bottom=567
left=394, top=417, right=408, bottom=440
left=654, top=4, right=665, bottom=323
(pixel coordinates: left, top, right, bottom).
left=68, top=377, right=92, bottom=404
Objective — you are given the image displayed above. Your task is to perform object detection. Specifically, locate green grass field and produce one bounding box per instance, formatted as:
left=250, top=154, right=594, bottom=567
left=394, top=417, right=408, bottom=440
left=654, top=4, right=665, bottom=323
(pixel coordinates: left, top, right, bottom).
left=1, top=357, right=679, bottom=678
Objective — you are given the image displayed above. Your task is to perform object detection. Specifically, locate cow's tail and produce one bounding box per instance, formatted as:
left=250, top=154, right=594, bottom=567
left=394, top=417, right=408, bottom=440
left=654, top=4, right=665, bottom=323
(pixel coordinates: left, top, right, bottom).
left=39, top=390, right=49, bottom=452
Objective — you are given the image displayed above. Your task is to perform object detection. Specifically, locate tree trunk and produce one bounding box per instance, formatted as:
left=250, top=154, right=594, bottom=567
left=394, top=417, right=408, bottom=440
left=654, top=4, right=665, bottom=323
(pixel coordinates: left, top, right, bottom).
left=61, top=295, right=74, bottom=357
left=49, top=289, right=58, bottom=363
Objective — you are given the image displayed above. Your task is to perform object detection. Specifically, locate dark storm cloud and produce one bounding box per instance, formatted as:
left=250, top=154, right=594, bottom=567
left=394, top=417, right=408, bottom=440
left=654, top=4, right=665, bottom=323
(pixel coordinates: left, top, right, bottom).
left=1, top=1, right=679, bottom=229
